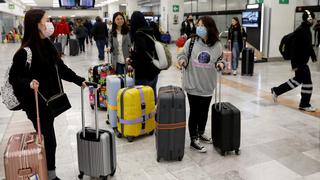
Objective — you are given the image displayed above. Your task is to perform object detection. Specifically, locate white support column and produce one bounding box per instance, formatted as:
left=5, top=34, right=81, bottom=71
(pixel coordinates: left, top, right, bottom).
left=126, top=0, right=139, bottom=19
left=160, top=0, right=184, bottom=41
left=108, top=2, right=119, bottom=20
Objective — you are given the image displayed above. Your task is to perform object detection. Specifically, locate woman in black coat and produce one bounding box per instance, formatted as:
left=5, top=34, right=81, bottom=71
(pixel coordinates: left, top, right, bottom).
left=228, top=17, right=247, bottom=75
left=9, top=9, right=86, bottom=180
left=129, top=11, right=160, bottom=98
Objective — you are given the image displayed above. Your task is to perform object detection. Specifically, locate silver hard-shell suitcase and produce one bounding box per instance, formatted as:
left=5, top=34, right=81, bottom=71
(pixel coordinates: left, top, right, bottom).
left=77, top=83, right=116, bottom=179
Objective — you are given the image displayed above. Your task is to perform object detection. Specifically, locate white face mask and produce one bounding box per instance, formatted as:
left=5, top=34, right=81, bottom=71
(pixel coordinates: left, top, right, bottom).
left=41, top=22, right=54, bottom=38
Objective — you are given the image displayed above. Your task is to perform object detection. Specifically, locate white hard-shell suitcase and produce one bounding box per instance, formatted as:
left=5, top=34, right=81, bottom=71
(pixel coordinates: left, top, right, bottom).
left=106, top=74, right=134, bottom=129
left=77, top=83, right=116, bottom=179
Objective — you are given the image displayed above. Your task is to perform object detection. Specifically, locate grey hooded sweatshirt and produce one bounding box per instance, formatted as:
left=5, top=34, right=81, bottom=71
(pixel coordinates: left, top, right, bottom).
left=177, top=38, right=223, bottom=96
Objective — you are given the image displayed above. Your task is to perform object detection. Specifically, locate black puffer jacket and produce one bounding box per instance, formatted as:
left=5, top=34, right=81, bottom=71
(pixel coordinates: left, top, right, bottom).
left=9, top=39, right=85, bottom=117
left=131, top=27, right=160, bottom=81
left=291, top=21, right=317, bottom=69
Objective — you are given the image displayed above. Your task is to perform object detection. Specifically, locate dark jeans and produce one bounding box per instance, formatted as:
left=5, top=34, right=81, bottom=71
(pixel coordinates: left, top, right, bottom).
left=187, top=93, right=212, bottom=140
left=95, top=39, right=106, bottom=60
left=273, top=64, right=313, bottom=107
left=135, top=75, right=159, bottom=101
left=78, top=38, right=86, bottom=52
left=116, top=63, right=126, bottom=74
left=26, top=106, right=56, bottom=171
left=86, top=34, right=92, bottom=44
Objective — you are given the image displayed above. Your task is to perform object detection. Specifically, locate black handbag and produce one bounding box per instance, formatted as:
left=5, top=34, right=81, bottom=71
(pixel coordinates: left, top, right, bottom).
left=39, top=64, right=71, bottom=118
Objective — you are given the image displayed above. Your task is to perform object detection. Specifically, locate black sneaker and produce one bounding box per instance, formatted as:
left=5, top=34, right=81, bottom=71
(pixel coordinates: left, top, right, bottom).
left=52, top=177, right=61, bottom=180
left=190, top=139, right=207, bottom=153
left=199, top=134, right=213, bottom=144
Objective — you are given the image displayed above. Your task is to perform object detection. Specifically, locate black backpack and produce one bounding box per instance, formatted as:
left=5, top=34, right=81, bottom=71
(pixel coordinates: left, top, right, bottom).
left=279, top=32, right=295, bottom=60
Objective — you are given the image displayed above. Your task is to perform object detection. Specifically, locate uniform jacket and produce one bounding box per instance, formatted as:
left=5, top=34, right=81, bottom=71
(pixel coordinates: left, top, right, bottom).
left=291, top=22, right=317, bottom=69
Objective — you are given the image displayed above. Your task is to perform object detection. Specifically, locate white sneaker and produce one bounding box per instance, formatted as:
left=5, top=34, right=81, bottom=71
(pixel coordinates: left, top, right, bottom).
left=233, top=70, right=237, bottom=75
left=190, top=139, right=207, bottom=153
left=199, top=134, right=213, bottom=144
left=299, top=106, right=316, bottom=112
left=271, top=88, right=278, bottom=103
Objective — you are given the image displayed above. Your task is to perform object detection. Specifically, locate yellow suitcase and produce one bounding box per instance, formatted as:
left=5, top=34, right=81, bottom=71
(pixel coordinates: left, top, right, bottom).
left=117, top=85, right=156, bottom=142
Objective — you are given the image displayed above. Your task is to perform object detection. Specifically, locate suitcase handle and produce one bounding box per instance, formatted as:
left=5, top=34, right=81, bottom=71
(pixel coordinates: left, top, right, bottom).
left=214, top=72, right=222, bottom=111
left=34, top=87, right=42, bottom=144
left=81, top=83, right=100, bottom=139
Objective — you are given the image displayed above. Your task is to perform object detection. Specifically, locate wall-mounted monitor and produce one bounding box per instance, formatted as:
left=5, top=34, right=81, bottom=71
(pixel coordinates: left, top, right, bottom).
left=59, top=0, right=77, bottom=8
left=79, top=0, right=95, bottom=8
left=242, top=11, right=259, bottom=27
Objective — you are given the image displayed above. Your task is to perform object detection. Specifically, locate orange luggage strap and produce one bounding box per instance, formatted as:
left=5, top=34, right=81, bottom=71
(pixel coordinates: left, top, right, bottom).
left=156, top=121, right=186, bottom=130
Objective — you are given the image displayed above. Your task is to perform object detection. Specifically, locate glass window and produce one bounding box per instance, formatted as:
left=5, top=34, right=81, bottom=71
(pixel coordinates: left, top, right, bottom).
left=198, top=0, right=211, bottom=12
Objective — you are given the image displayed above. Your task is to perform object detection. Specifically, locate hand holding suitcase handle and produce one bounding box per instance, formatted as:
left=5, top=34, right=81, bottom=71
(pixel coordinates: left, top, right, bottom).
left=81, top=82, right=100, bottom=139
left=214, top=71, right=223, bottom=111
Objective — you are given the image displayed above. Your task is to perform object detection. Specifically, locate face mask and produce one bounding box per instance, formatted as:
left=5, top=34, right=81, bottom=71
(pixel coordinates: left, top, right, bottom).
left=188, top=19, right=193, bottom=22
left=196, top=26, right=207, bottom=38
left=41, top=22, right=54, bottom=38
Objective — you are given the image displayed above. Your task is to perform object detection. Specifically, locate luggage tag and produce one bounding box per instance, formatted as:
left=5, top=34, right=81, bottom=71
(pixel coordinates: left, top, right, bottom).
left=29, top=174, right=39, bottom=180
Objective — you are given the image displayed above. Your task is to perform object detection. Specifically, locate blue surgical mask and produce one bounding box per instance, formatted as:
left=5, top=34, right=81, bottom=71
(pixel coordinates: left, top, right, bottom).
left=196, top=26, right=207, bottom=38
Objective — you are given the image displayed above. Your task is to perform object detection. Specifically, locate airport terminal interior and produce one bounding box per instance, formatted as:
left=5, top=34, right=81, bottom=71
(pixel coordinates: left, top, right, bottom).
left=0, top=0, right=320, bottom=179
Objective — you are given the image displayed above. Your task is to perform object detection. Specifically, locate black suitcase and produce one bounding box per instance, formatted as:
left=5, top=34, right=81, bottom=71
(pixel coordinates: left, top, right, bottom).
left=156, top=86, right=186, bottom=162
left=211, top=73, right=241, bottom=156
left=241, top=47, right=254, bottom=76
left=69, top=39, right=80, bottom=56
left=53, top=42, right=62, bottom=55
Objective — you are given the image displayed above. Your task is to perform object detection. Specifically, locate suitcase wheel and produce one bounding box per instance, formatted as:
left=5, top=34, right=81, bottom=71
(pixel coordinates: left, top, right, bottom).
left=111, top=168, right=116, bottom=176
left=221, top=151, right=226, bottom=156
left=116, top=131, right=122, bottom=138
left=100, top=176, right=108, bottom=180
left=178, top=156, right=183, bottom=161
left=78, top=171, right=84, bottom=179
left=148, top=130, right=154, bottom=136
left=106, top=120, right=110, bottom=124
left=90, top=104, right=94, bottom=110
left=157, top=156, right=161, bottom=162
left=235, top=149, right=240, bottom=155
left=127, top=136, right=134, bottom=142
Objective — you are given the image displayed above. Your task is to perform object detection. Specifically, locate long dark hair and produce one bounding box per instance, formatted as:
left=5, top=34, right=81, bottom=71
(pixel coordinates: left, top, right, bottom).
left=130, top=11, right=148, bottom=42
left=197, top=16, right=219, bottom=46
left=111, top=12, right=129, bottom=37
left=20, top=9, right=59, bottom=60
left=232, top=17, right=240, bottom=28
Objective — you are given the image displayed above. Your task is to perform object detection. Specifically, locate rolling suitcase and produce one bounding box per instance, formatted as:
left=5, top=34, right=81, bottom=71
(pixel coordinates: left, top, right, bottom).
left=211, top=72, right=241, bottom=156
left=88, top=63, right=114, bottom=110
left=222, top=42, right=232, bottom=75
left=156, top=86, right=186, bottom=162
left=77, top=83, right=116, bottom=179
left=69, top=39, right=80, bottom=56
left=117, top=85, right=156, bottom=142
left=106, top=74, right=134, bottom=130
left=4, top=88, right=48, bottom=180
left=241, top=47, right=254, bottom=76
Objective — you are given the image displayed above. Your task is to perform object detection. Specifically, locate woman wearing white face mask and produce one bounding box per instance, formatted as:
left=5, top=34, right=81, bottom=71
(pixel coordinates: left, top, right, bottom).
left=177, top=16, right=225, bottom=153
left=9, top=9, right=87, bottom=180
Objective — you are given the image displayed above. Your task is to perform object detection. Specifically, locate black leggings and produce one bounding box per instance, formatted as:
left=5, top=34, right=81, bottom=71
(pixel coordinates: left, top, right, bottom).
left=26, top=106, right=57, bottom=171
left=187, top=93, right=212, bottom=140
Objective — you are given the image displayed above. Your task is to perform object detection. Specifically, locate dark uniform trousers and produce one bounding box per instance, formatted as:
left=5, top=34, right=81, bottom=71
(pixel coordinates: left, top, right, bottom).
left=273, top=64, right=313, bottom=107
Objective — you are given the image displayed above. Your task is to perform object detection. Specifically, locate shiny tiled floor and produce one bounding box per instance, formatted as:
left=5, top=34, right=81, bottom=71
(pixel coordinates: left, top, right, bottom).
left=0, top=42, right=319, bottom=180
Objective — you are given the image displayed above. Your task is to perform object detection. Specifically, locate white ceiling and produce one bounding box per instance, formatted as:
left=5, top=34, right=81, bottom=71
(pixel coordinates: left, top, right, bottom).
left=19, top=0, right=123, bottom=7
